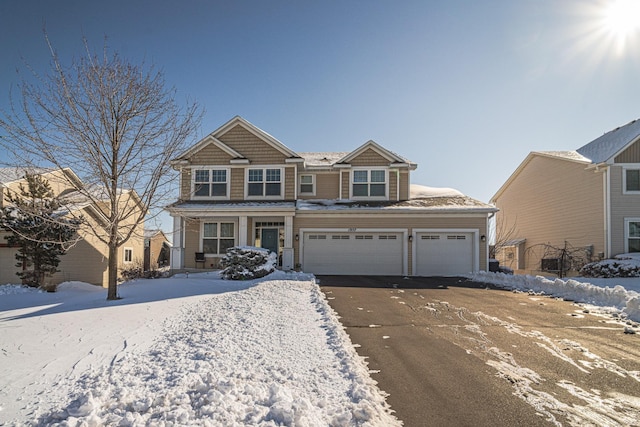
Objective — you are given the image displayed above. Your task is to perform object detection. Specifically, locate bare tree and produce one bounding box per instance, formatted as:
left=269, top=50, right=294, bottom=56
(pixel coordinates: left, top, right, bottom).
left=489, top=213, right=519, bottom=259
left=0, top=35, right=202, bottom=299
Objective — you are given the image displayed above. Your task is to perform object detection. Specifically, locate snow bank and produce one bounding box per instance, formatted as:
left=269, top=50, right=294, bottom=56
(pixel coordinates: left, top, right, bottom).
left=5, top=273, right=399, bottom=426
left=466, top=271, right=640, bottom=322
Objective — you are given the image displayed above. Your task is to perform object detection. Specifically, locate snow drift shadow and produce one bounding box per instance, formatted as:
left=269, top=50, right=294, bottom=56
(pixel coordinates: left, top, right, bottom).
left=0, top=272, right=258, bottom=321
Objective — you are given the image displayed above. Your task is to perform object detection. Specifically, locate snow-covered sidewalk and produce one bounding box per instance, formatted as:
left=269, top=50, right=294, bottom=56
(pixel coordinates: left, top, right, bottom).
left=0, top=272, right=399, bottom=426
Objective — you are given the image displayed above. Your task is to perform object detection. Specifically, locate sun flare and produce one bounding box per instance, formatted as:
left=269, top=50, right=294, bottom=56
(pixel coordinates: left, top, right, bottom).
left=603, top=0, right=640, bottom=40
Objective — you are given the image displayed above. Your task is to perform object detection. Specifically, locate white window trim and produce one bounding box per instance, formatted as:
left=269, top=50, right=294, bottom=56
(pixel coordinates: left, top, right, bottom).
left=123, top=247, right=133, bottom=264
left=191, top=166, right=230, bottom=200
left=349, top=167, right=389, bottom=200
left=200, top=220, right=238, bottom=255
left=244, top=166, right=285, bottom=200
left=299, top=174, right=316, bottom=196
left=622, top=166, right=640, bottom=195
left=624, top=218, right=640, bottom=253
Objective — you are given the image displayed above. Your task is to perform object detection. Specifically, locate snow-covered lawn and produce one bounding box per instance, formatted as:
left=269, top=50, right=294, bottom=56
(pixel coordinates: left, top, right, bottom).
left=3, top=268, right=640, bottom=426
left=0, top=272, right=398, bottom=426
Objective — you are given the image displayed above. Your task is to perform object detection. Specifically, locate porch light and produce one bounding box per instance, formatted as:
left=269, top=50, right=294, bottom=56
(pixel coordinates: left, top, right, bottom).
left=295, top=234, right=299, bottom=241
left=481, top=235, right=486, bottom=242
left=408, top=235, right=413, bottom=242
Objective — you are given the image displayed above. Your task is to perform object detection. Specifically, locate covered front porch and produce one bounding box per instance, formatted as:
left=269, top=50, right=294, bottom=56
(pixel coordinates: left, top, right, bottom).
left=167, top=201, right=296, bottom=271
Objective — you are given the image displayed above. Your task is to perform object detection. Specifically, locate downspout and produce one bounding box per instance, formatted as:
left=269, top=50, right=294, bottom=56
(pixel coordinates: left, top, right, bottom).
left=605, top=166, right=611, bottom=257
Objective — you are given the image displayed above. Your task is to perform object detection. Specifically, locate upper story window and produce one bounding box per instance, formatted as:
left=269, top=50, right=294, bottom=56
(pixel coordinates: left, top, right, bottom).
left=352, top=169, right=387, bottom=198
left=247, top=168, right=282, bottom=198
left=624, top=168, right=640, bottom=193
left=193, top=168, right=228, bottom=198
left=299, top=174, right=315, bottom=195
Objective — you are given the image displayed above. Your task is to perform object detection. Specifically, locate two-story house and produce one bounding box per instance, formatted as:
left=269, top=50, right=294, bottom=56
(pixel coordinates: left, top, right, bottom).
left=491, top=117, right=640, bottom=275
left=167, top=116, right=496, bottom=276
left=0, top=167, right=145, bottom=287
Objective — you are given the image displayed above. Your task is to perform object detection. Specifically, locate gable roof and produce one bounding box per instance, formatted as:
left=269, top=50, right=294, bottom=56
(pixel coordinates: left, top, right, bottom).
left=336, top=140, right=416, bottom=168
left=576, top=118, right=640, bottom=164
left=491, top=150, right=592, bottom=203
left=173, top=116, right=302, bottom=163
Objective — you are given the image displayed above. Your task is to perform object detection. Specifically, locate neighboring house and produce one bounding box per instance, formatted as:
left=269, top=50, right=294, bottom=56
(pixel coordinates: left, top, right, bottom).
left=167, top=116, right=496, bottom=276
left=491, top=118, right=640, bottom=275
left=0, top=167, right=144, bottom=287
left=144, top=229, right=171, bottom=271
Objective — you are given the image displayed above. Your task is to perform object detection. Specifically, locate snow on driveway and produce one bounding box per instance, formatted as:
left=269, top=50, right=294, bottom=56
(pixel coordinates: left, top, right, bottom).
left=0, top=272, right=399, bottom=426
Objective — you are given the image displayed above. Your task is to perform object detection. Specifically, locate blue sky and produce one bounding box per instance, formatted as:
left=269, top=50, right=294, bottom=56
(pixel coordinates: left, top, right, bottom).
left=2, top=0, right=640, bottom=232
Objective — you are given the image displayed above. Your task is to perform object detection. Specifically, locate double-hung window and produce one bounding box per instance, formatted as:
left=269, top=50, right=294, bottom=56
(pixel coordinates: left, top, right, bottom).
left=299, top=174, right=314, bottom=195
left=123, top=248, right=133, bottom=263
left=203, top=222, right=235, bottom=254
left=352, top=169, right=386, bottom=198
left=624, top=168, right=640, bottom=193
left=248, top=168, right=282, bottom=197
left=194, top=168, right=228, bottom=198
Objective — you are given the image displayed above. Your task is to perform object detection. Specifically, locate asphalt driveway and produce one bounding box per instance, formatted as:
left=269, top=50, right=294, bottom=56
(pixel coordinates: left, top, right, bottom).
left=318, top=275, right=640, bottom=427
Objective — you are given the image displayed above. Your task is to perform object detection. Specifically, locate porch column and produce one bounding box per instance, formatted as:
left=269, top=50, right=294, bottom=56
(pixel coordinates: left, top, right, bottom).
left=282, top=215, right=294, bottom=270
left=170, top=216, right=184, bottom=269
left=238, top=216, right=248, bottom=246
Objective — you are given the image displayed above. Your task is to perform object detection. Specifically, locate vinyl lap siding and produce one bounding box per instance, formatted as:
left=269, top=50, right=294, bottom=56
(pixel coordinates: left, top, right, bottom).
left=494, top=155, right=604, bottom=274
left=614, top=140, right=640, bottom=163
left=609, top=165, right=640, bottom=255
left=297, top=173, right=339, bottom=199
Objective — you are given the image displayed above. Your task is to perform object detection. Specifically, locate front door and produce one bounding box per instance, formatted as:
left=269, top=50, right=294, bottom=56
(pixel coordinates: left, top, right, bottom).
left=261, top=228, right=279, bottom=255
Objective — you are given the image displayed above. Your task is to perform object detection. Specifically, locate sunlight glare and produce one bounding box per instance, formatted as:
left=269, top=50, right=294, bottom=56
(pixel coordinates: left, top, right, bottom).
left=603, top=0, right=640, bottom=46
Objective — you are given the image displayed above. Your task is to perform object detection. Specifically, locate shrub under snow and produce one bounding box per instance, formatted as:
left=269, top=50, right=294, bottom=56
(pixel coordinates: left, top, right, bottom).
left=220, top=246, right=277, bottom=280
left=580, top=254, right=640, bottom=278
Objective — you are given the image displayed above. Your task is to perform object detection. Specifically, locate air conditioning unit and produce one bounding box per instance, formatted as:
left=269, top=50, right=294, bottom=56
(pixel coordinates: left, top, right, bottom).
left=541, top=258, right=561, bottom=272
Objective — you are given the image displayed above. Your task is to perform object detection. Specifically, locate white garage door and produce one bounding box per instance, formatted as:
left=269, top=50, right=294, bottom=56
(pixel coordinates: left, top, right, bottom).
left=415, top=232, right=474, bottom=276
left=303, top=232, right=403, bottom=275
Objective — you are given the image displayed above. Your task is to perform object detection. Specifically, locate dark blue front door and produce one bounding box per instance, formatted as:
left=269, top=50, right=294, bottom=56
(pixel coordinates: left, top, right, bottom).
left=261, top=228, right=279, bottom=255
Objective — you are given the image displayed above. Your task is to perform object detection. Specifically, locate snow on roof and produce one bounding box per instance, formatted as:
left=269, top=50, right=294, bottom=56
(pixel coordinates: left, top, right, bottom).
left=0, top=167, right=55, bottom=185
left=535, top=151, right=591, bottom=162
left=296, top=197, right=496, bottom=212
left=410, top=184, right=464, bottom=198
left=576, top=118, right=640, bottom=163
left=298, top=152, right=350, bottom=166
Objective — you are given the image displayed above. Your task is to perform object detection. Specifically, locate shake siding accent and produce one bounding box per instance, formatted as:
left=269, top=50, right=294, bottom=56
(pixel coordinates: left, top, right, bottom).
left=188, top=144, right=233, bottom=166
left=180, top=170, right=191, bottom=199
left=399, top=171, right=409, bottom=201
left=341, top=171, right=349, bottom=199
left=614, top=140, right=640, bottom=163
left=493, top=155, right=604, bottom=274
left=218, top=125, right=288, bottom=164
left=349, top=148, right=390, bottom=166
left=389, top=171, right=398, bottom=200
left=310, top=173, right=340, bottom=199
left=285, top=167, right=295, bottom=199
left=609, top=165, right=640, bottom=254
left=230, top=168, right=244, bottom=200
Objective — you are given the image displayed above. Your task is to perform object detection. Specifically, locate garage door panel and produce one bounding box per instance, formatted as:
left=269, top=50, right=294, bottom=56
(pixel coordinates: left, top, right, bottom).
left=415, top=232, right=474, bottom=276
left=303, top=233, right=403, bottom=275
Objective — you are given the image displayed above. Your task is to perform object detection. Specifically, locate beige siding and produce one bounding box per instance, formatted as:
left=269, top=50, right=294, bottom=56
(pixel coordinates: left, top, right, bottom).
left=614, top=140, right=640, bottom=163
left=183, top=218, right=201, bottom=269
left=218, top=125, right=288, bottom=164
left=341, top=171, right=349, bottom=199
left=349, top=148, right=390, bottom=166
left=296, top=172, right=340, bottom=200
left=399, top=171, right=410, bottom=201
left=188, top=144, right=234, bottom=166
left=285, top=167, right=295, bottom=199
left=493, top=155, right=605, bottom=275
left=609, top=165, right=640, bottom=255
left=293, top=213, right=489, bottom=274
left=230, top=168, right=245, bottom=200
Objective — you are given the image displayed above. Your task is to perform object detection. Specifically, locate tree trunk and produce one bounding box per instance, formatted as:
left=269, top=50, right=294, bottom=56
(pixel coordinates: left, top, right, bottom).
left=107, top=242, right=119, bottom=300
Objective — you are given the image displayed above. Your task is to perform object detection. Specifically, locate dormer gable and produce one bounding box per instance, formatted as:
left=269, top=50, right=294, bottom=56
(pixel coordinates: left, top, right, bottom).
left=172, top=116, right=304, bottom=166
left=335, top=140, right=416, bottom=169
